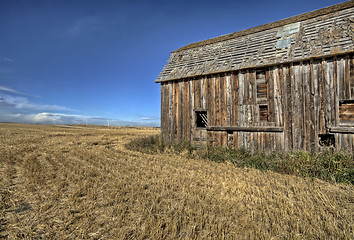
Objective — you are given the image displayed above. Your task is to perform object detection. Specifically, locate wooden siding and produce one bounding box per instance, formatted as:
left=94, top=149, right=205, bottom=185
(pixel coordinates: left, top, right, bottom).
left=160, top=54, right=354, bottom=153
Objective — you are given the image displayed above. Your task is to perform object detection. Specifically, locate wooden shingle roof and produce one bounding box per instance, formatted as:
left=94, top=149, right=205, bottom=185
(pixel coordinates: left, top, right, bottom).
left=156, top=1, right=354, bottom=83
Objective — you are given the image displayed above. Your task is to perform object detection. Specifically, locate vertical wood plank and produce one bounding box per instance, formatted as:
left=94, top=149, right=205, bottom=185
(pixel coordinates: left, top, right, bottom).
left=338, top=57, right=345, bottom=101
left=178, top=81, right=183, bottom=143
left=233, top=72, right=240, bottom=126
left=266, top=69, right=274, bottom=123
left=351, top=56, right=354, bottom=99
left=185, top=80, right=190, bottom=142
left=215, top=75, right=221, bottom=127
left=202, top=76, right=208, bottom=109
left=312, top=60, right=320, bottom=151
left=318, top=60, right=326, bottom=134
left=220, top=74, right=226, bottom=126
left=345, top=55, right=350, bottom=100
left=290, top=63, right=296, bottom=149
left=160, top=83, right=165, bottom=142
left=190, top=80, right=194, bottom=144
left=194, top=78, right=201, bottom=110
left=284, top=65, right=292, bottom=151
left=172, top=81, right=177, bottom=143
left=226, top=74, right=231, bottom=126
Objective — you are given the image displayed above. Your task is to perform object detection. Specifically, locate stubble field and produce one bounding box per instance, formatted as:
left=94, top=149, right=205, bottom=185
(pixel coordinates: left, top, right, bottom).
left=0, top=123, right=353, bottom=239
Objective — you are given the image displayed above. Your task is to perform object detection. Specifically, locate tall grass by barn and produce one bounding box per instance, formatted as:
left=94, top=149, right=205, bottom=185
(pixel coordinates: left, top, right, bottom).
left=126, top=135, right=353, bottom=184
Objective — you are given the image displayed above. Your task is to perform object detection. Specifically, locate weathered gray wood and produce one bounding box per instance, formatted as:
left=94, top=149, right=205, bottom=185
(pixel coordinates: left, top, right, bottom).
left=160, top=54, right=354, bottom=153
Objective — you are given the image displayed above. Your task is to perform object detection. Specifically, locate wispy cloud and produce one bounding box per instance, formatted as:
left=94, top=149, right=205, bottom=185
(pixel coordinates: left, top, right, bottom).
left=2, top=57, right=14, bottom=62
left=0, top=57, right=14, bottom=73
left=0, top=85, right=26, bottom=95
left=63, top=17, right=104, bottom=38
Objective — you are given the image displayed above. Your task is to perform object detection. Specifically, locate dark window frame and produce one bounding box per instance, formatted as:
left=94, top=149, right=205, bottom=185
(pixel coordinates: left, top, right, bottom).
left=195, top=109, right=208, bottom=128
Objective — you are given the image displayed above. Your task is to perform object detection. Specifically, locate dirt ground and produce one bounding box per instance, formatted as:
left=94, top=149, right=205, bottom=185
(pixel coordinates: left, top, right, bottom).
left=0, top=123, right=353, bottom=239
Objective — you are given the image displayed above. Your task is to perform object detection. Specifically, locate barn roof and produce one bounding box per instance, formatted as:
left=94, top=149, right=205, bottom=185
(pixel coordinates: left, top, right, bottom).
left=156, top=1, right=354, bottom=83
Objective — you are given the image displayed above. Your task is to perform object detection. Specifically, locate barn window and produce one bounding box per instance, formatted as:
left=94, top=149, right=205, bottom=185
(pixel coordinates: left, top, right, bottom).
left=195, top=110, right=208, bottom=128
left=256, top=70, right=269, bottom=121
left=339, top=100, right=354, bottom=124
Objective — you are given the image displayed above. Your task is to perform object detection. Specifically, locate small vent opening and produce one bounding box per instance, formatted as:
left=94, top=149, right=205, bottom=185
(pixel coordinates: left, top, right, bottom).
left=259, top=105, right=268, bottom=121
left=196, top=110, right=208, bottom=128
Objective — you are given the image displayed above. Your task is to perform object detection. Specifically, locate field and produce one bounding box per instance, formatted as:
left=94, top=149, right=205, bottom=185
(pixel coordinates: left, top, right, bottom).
left=0, top=123, right=353, bottom=239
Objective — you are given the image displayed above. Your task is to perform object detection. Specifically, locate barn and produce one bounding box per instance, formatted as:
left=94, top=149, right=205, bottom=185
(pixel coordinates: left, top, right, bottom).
left=156, top=1, right=354, bottom=153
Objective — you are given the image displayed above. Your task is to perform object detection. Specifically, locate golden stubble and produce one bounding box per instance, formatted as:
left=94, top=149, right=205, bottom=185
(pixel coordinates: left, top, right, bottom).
left=0, top=123, right=353, bottom=239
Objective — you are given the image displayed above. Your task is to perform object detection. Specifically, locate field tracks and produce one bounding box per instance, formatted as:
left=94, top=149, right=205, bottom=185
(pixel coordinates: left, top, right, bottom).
left=0, top=123, right=353, bottom=239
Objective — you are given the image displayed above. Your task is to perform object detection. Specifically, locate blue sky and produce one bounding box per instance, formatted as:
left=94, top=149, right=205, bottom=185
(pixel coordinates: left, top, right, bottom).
left=0, top=0, right=346, bottom=126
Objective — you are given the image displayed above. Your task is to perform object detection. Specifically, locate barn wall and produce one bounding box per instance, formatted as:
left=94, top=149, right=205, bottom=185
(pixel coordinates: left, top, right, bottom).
left=161, top=54, right=354, bottom=152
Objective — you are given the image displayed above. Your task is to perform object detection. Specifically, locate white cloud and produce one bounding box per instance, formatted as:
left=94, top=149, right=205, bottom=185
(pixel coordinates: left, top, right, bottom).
left=0, top=111, right=160, bottom=127
left=0, top=94, right=74, bottom=111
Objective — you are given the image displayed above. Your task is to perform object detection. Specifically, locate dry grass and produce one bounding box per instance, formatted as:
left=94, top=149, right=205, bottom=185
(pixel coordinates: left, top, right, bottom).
left=0, top=123, right=353, bottom=239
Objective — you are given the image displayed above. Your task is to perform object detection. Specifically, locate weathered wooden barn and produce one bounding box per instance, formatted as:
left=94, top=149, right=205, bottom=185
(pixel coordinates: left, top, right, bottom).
left=156, top=1, right=354, bottom=152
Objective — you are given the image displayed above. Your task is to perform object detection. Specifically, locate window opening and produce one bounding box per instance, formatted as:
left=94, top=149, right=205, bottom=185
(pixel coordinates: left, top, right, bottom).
left=259, top=105, right=268, bottom=121
left=196, top=110, right=208, bottom=128
left=318, top=134, right=335, bottom=147
left=256, top=71, right=267, bottom=99
left=256, top=69, right=269, bottom=121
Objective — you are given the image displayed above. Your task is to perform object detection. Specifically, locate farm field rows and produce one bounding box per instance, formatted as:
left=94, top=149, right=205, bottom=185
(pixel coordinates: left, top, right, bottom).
left=0, top=123, right=353, bottom=239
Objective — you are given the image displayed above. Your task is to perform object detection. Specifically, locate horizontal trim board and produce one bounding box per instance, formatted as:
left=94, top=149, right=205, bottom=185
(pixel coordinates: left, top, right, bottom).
left=207, top=126, right=284, bottom=132
left=329, top=127, right=354, bottom=134
left=193, top=137, right=214, bottom=142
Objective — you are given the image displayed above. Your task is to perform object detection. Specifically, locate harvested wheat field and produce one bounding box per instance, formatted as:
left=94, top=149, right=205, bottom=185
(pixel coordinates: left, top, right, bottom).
left=0, top=123, right=353, bottom=239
